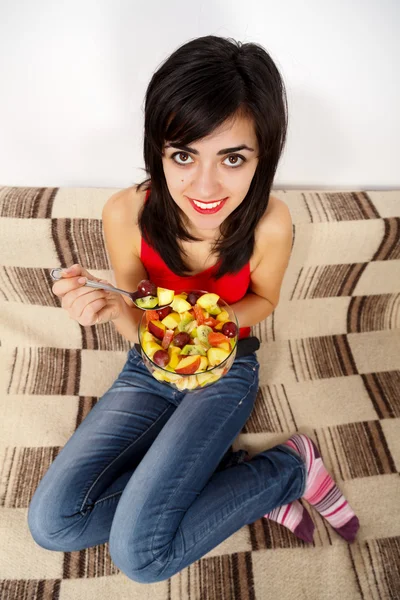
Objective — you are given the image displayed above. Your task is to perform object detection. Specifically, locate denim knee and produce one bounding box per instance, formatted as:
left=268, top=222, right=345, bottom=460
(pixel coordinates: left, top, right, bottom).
left=27, top=487, right=90, bottom=552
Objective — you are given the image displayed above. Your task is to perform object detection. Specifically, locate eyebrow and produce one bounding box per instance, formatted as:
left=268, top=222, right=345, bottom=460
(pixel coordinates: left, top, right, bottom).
left=164, top=143, right=255, bottom=155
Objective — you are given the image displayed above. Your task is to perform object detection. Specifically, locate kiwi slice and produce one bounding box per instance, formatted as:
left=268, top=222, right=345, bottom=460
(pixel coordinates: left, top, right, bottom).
left=181, top=344, right=207, bottom=356
left=177, top=315, right=193, bottom=332
left=197, top=325, right=213, bottom=348
left=135, top=295, right=158, bottom=309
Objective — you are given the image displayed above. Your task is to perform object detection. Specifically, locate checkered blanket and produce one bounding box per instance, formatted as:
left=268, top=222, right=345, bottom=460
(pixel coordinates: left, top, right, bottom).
left=0, top=186, right=399, bottom=599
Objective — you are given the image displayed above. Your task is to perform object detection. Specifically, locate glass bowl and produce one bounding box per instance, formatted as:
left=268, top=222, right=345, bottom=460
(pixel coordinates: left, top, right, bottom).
left=138, top=289, right=238, bottom=392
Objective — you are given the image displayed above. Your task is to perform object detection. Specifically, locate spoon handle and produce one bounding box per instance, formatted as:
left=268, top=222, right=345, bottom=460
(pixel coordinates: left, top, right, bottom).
left=50, top=268, right=133, bottom=299
left=81, top=279, right=133, bottom=299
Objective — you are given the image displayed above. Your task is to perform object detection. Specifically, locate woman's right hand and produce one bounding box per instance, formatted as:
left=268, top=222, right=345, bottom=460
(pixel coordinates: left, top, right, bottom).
left=52, top=264, right=123, bottom=326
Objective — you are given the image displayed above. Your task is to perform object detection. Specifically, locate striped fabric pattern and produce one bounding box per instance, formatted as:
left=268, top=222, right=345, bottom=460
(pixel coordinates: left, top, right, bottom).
left=0, top=186, right=399, bottom=599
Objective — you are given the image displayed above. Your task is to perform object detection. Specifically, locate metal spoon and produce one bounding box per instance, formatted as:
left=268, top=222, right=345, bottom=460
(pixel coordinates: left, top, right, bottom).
left=50, top=268, right=174, bottom=311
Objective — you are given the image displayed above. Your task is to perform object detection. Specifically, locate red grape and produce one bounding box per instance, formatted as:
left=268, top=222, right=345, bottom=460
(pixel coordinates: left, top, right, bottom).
left=187, top=291, right=202, bottom=306
left=153, top=349, right=170, bottom=367
left=222, top=321, right=237, bottom=338
left=172, top=332, right=191, bottom=348
left=138, top=279, right=157, bottom=297
left=157, top=306, right=172, bottom=319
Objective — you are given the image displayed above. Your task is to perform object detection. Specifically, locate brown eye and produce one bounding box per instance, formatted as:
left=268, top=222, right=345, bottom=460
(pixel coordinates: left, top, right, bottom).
left=224, top=155, right=246, bottom=168
left=171, top=152, right=193, bottom=165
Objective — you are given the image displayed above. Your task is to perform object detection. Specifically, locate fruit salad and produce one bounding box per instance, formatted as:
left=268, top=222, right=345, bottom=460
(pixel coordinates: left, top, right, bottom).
left=138, top=287, right=239, bottom=391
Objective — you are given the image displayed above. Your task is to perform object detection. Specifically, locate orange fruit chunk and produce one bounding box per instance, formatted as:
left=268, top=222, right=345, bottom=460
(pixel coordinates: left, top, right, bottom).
left=146, top=310, right=159, bottom=327
left=208, top=332, right=230, bottom=346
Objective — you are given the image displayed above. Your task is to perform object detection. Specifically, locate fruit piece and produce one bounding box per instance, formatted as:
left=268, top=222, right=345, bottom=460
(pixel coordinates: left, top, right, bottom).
left=148, top=319, right=166, bottom=340
left=189, top=327, right=198, bottom=339
left=193, top=304, right=205, bottom=325
left=197, top=293, right=220, bottom=309
left=167, top=353, right=181, bottom=370
left=157, top=287, right=175, bottom=307
left=145, top=310, right=159, bottom=327
left=215, top=341, right=231, bottom=353
left=177, top=315, right=194, bottom=332
left=208, top=331, right=230, bottom=346
left=175, top=374, right=198, bottom=391
left=157, top=306, right=172, bottom=319
left=153, top=349, right=170, bottom=367
left=161, top=312, right=181, bottom=329
left=196, top=356, right=209, bottom=372
left=222, top=321, right=238, bottom=338
left=181, top=344, right=207, bottom=356
left=203, top=317, right=218, bottom=328
left=172, top=332, right=191, bottom=349
left=214, top=322, right=225, bottom=331
left=181, top=310, right=194, bottom=320
left=138, top=279, right=157, bottom=297
left=230, top=338, right=236, bottom=350
left=143, top=340, right=163, bottom=359
left=171, top=295, right=192, bottom=313
left=136, top=296, right=158, bottom=309
left=216, top=310, right=229, bottom=322
left=207, top=347, right=230, bottom=367
left=161, top=329, right=174, bottom=349
left=186, top=320, right=198, bottom=334
left=163, top=370, right=182, bottom=383
left=207, top=304, right=222, bottom=316
left=197, top=325, right=213, bottom=348
left=167, top=346, right=181, bottom=369
left=187, top=291, right=202, bottom=306
left=175, top=355, right=201, bottom=375
left=142, top=330, right=156, bottom=344
left=196, top=372, right=221, bottom=386
left=174, top=377, right=188, bottom=391
left=153, top=370, right=167, bottom=382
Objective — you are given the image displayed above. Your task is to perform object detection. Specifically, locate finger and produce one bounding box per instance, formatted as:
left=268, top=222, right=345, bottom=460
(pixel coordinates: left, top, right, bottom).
left=68, top=289, right=108, bottom=317
left=53, top=275, right=85, bottom=298
left=94, top=298, right=120, bottom=324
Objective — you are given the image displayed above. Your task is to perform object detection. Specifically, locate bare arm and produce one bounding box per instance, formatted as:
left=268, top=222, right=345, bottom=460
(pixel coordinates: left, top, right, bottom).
left=102, top=188, right=149, bottom=344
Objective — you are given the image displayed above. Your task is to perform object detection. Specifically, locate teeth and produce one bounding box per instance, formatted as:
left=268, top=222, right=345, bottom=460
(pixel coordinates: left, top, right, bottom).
left=192, top=199, right=222, bottom=209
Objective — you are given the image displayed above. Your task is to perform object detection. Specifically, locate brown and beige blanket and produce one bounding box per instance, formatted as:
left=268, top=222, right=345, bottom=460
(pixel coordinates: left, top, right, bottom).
left=0, top=186, right=399, bottom=599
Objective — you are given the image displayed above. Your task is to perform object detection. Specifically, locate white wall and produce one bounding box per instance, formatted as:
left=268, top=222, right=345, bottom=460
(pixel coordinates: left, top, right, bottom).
left=0, top=0, right=398, bottom=190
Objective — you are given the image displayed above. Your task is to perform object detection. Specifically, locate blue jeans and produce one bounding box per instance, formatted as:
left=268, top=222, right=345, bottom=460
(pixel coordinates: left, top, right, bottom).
left=28, top=346, right=307, bottom=583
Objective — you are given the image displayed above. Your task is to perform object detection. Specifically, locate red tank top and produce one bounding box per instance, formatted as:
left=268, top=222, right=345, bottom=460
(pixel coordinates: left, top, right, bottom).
left=140, top=188, right=251, bottom=339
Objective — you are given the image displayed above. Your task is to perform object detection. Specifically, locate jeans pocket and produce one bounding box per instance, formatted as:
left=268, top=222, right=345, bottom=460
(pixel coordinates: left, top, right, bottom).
left=128, top=345, right=142, bottom=363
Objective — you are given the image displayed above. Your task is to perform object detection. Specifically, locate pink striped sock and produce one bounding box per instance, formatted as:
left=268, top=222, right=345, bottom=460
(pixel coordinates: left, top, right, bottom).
left=264, top=499, right=315, bottom=543
left=283, top=433, right=360, bottom=543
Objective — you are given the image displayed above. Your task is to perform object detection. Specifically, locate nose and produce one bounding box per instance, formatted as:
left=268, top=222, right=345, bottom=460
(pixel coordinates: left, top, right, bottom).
left=191, top=164, right=222, bottom=199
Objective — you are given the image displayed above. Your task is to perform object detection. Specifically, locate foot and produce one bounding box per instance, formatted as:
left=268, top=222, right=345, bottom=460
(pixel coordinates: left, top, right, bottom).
left=284, top=434, right=360, bottom=543
left=264, top=499, right=315, bottom=543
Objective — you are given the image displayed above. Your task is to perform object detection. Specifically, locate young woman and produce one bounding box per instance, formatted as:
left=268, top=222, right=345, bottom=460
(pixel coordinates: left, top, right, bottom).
left=28, top=35, right=359, bottom=583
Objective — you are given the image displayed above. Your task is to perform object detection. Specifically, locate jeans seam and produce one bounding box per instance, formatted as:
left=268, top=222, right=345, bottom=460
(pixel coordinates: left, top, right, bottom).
left=91, top=490, right=123, bottom=506
left=149, top=375, right=259, bottom=564
left=79, top=403, right=173, bottom=514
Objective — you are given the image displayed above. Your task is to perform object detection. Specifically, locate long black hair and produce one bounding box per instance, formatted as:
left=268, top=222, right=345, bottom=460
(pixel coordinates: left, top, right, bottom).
left=136, top=35, right=288, bottom=279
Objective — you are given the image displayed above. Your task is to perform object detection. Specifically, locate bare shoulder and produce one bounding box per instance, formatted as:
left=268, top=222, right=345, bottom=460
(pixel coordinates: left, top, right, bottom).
left=253, top=195, right=293, bottom=269
left=102, top=184, right=147, bottom=257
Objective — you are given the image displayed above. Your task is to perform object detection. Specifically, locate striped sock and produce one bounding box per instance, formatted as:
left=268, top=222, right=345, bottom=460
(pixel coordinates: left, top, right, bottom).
left=264, top=499, right=315, bottom=543
left=283, top=433, right=360, bottom=543
left=233, top=451, right=315, bottom=543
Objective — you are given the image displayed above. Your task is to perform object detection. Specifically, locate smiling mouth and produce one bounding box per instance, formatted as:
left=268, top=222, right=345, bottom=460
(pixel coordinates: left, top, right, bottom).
left=187, top=197, right=227, bottom=204
left=187, top=196, right=228, bottom=214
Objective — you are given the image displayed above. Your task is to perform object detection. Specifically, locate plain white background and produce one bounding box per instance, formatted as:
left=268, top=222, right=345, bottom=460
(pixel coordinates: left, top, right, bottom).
left=0, top=0, right=398, bottom=189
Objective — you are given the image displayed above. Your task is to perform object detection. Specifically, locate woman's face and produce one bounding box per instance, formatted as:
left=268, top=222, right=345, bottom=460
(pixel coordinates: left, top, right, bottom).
left=161, top=115, right=259, bottom=240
